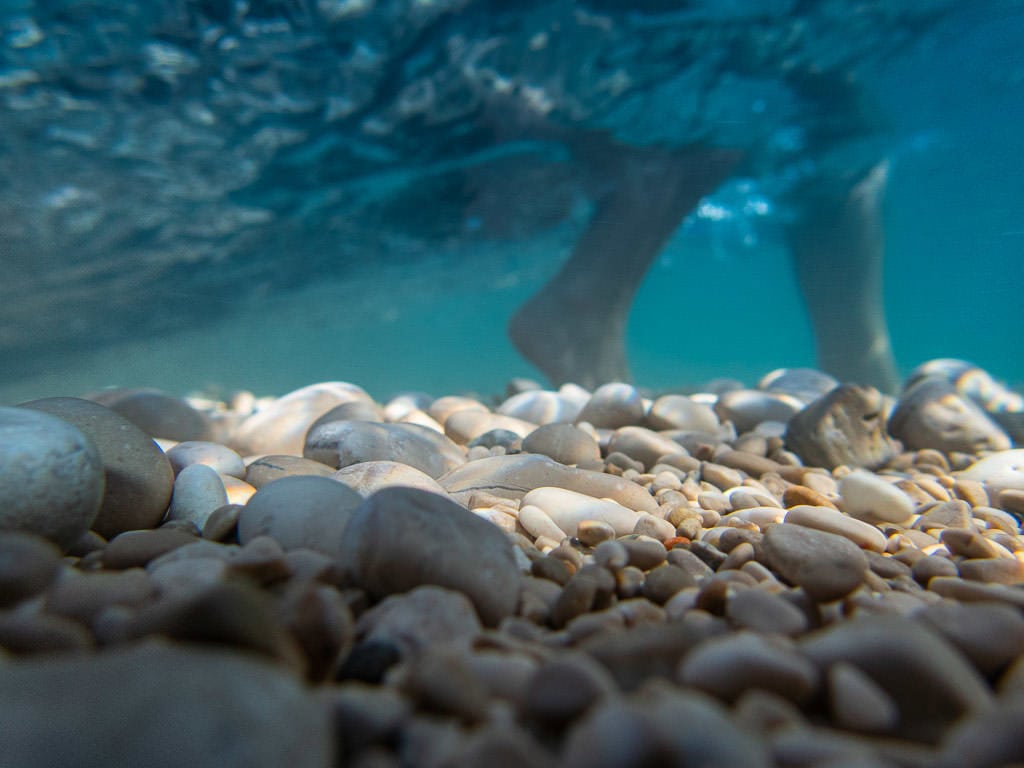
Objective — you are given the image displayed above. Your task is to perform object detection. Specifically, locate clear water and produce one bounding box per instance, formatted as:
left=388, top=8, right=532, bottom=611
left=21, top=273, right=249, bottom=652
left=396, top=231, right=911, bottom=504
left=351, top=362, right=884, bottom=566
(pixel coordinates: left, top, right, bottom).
left=1, top=1, right=1021, bottom=403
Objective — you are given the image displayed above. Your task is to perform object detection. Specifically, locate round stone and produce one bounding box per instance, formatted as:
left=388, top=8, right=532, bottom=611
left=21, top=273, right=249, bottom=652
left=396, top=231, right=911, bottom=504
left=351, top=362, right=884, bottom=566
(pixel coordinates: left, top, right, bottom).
left=87, top=387, right=211, bottom=442
left=238, top=475, right=364, bottom=558
left=166, top=441, right=246, bottom=479
left=575, top=383, right=645, bottom=429
left=762, top=523, right=868, bottom=603
left=244, top=455, right=336, bottom=489
left=716, top=389, right=803, bottom=435
left=497, top=390, right=582, bottom=424
left=889, top=376, right=1011, bottom=454
left=838, top=470, right=916, bottom=524
left=0, top=407, right=104, bottom=550
left=166, top=464, right=229, bottom=530
left=18, top=397, right=174, bottom=538
left=646, top=394, right=720, bottom=432
left=521, top=423, right=602, bottom=466
left=304, top=420, right=465, bottom=478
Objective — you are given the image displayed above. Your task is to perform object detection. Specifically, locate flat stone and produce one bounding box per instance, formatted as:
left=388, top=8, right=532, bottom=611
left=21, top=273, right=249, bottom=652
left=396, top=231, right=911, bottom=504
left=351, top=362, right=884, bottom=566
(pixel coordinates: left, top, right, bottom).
left=784, top=504, right=888, bottom=552
left=800, top=614, right=994, bottom=744
left=716, top=389, right=803, bottom=434
left=838, top=470, right=916, bottom=524
left=762, top=523, right=868, bottom=602
left=439, top=453, right=658, bottom=512
left=725, top=587, right=809, bottom=636
left=958, top=557, right=1024, bottom=584
left=518, top=504, right=568, bottom=542
left=958, top=449, right=1024, bottom=493
left=0, top=532, right=63, bottom=608
left=166, top=441, right=246, bottom=478
left=244, top=454, right=336, bottom=488
left=678, top=631, right=818, bottom=704
left=238, top=475, right=363, bottom=559
left=339, top=487, right=520, bottom=626
left=940, top=528, right=1001, bottom=559
left=827, top=661, right=899, bottom=734
left=103, top=528, right=198, bottom=569
left=497, top=389, right=582, bottom=424
left=521, top=423, right=602, bottom=466
left=781, top=484, right=837, bottom=509
left=88, top=388, right=211, bottom=442
left=783, top=385, right=898, bottom=470
left=524, top=652, right=617, bottom=725
left=575, top=382, right=645, bottom=429
left=331, top=460, right=449, bottom=498
left=0, top=641, right=331, bottom=768
left=0, top=407, right=104, bottom=550
left=19, top=397, right=174, bottom=538
left=304, top=420, right=465, bottom=478
left=522, top=486, right=641, bottom=537
left=918, top=499, right=973, bottom=529
left=231, top=381, right=373, bottom=456
left=915, top=601, right=1024, bottom=676
left=716, top=449, right=781, bottom=479
left=646, top=394, right=720, bottom=432
left=606, top=426, right=685, bottom=471
left=889, top=376, right=1011, bottom=453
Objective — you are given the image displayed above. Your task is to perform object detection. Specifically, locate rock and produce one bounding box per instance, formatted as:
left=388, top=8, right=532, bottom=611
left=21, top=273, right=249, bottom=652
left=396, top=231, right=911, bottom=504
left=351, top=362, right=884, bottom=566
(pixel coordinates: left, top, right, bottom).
left=304, top=420, right=464, bottom=478
left=759, top=368, right=840, bottom=405
left=958, top=557, right=1024, bottom=584
left=518, top=504, right=568, bottom=542
left=444, top=410, right=535, bottom=444
left=800, top=614, right=994, bottom=744
left=889, top=376, right=1011, bottom=454
left=0, top=407, right=104, bottom=550
left=761, top=524, right=868, bottom=603
left=908, top=359, right=1024, bottom=413
left=838, top=470, right=916, bottom=524
left=783, top=505, right=888, bottom=552
left=783, top=385, right=898, bottom=470
left=239, top=475, right=363, bottom=558
left=467, top=429, right=521, bottom=450
left=398, top=647, right=491, bottom=724
left=439, top=454, right=658, bottom=513
left=918, top=499, right=972, bottom=530
left=914, top=601, right=1024, bottom=676
left=935, top=696, right=1024, bottom=768
left=607, top=426, right=685, bottom=470
left=166, top=441, right=246, bottom=478
left=678, top=631, right=818, bottom=704
left=103, top=528, right=198, bottom=569
left=725, top=587, right=809, bottom=636
left=0, top=611, right=95, bottom=655
left=958, top=449, right=1024, bottom=493
left=203, top=504, right=242, bottom=541
left=643, top=564, right=697, bottom=605
left=575, top=382, right=645, bottom=429
left=19, top=397, right=174, bottom=538
left=521, top=423, right=601, bottom=466
left=88, top=387, right=211, bottom=442
left=524, top=652, right=617, bottom=725
left=497, top=389, right=582, bottom=424
left=646, top=394, right=720, bottom=432
left=278, top=579, right=356, bottom=681
left=331, top=460, right=450, bottom=498
left=522, top=487, right=640, bottom=537
left=339, top=487, right=520, bottom=626
left=577, top=519, right=616, bottom=546
left=244, top=454, right=337, bottom=488
left=356, top=585, right=481, bottom=657
left=827, top=661, right=899, bottom=734
left=0, top=641, right=331, bottom=768
left=45, top=568, right=156, bottom=625
left=715, top=389, right=803, bottom=434
left=231, top=381, right=373, bottom=456
left=306, top=400, right=385, bottom=433
left=166, top=463, right=228, bottom=530
left=0, top=532, right=63, bottom=607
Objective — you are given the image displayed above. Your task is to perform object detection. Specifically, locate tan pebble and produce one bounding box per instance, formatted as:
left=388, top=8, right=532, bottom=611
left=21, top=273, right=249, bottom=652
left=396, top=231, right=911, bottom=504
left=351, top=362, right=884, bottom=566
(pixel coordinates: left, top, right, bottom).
left=958, top=557, right=1024, bottom=585
left=941, top=528, right=1002, bottom=559
left=953, top=479, right=990, bottom=508
left=633, top=513, right=676, bottom=542
left=472, top=507, right=517, bottom=534
left=913, top=476, right=951, bottom=501
left=720, top=542, right=755, bottom=571
left=973, top=506, right=1021, bottom=535
left=782, top=484, right=838, bottom=510
left=828, top=661, right=899, bottom=734
left=998, top=488, right=1024, bottom=518
left=166, top=464, right=228, bottom=530
left=927, top=576, right=1024, bottom=609
left=518, top=504, right=568, bottom=543
left=521, top=487, right=641, bottom=537
left=715, top=449, right=781, bottom=478
left=701, top=462, right=745, bottom=491
left=576, top=519, right=616, bottom=547
left=839, top=470, right=916, bottom=525
left=917, top=499, right=972, bottom=530
left=533, top=535, right=561, bottom=552
left=666, top=504, right=700, bottom=528
left=699, top=509, right=722, bottom=528
left=739, top=561, right=779, bottom=584
left=914, top=448, right=950, bottom=472
left=801, top=471, right=838, bottom=496
left=895, top=479, right=935, bottom=506
left=784, top=505, right=887, bottom=552
left=722, top=506, right=785, bottom=529
left=697, top=491, right=731, bottom=513
left=675, top=517, right=703, bottom=540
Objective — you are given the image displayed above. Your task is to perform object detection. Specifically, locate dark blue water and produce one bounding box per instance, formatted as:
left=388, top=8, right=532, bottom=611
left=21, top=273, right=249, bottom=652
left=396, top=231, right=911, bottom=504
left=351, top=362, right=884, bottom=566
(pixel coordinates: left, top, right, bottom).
left=1, top=1, right=1021, bottom=401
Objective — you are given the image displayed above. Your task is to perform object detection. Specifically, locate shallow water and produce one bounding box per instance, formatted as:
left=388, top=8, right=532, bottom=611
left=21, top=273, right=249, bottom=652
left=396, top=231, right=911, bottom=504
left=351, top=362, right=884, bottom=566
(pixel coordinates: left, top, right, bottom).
left=1, top=1, right=1021, bottom=402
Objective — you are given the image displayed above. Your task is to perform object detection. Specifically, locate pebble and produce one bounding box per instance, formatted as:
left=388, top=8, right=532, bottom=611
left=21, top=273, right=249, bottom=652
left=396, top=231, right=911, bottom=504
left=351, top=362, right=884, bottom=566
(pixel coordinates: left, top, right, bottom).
left=166, top=463, right=228, bottom=530
left=935, top=696, right=1024, bottom=768
left=574, top=382, right=645, bottom=429
left=762, top=523, right=868, bottom=602
left=782, top=484, right=837, bottom=509
left=0, top=531, right=63, bottom=607
left=0, top=642, right=330, bottom=768
left=19, top=397, right=175, bottom=538
left=102, top=528, right=198, bottom=569
left=518, top=504, right=569, bottom=542
left=827, top=661, right=900, bottom=734
left=244, top=454, right=336, bottom=487
left=331, top=460, right=449, bottom=498
left=340, top=487, right=520, bottom=626
left=520, top=423, right=601, bottom=466
left=940, top=528, right=1002, bottom=559
left=958, top=449, right=1024, bottom=492
left=679, top=631, right=818, bottom=704
left=166, top=440, right=246, bottom=478
left=783, top=385, right=898, bottom=470
left=838, top=470, right=916, bottom=524
left=888, top=376, right=1011, bottom=453
left=725, top=586, right=810, bottom=636
left=915, top=601, right=1024, bottom=676
left=357, top=585, right=481, bottom=657
left=576, top=519, right=616, bottom=546
left=304, top=420, right=465, bottom=478
left=784, top=504, right=888, bottom=552
left=238, top=475, right=364, bottom=558
left=918, top=499, right=972, bottom=530
left=444, top=409, right=535, bottom=444
left=715, top=389, right=803, bottom=434
left=497, top=389, right=582, bottom=424
left=521, top=486, right=641, bottom=537
left=0, top=406, right=104, bottom=550
left=958, top=557, right=1023, bottom=584
left=523, top=652, right=617, bottom=725
left=88, top=387, right=211, bottom=442
left=202, top=503, right=241, bottom=540
left=759, top=367, right=840, bottom=404
left=646, top=394, right=720, bottom=432
left=606, top=426, right=685, bottom=470
left=45, top=568, right=156, bottom=625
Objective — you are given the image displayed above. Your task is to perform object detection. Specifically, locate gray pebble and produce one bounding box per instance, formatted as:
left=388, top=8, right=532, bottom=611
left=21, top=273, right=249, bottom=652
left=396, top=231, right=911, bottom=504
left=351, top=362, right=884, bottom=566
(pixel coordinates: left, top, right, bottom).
left=762, top=523, right=868, bottom=603
left=575, top=383, right=645, bottom=429
left=521, top=423, right=601, bottom=466
left=304, top=420, right=465, bottom=478
left=0, top=532, right=63, bottom=607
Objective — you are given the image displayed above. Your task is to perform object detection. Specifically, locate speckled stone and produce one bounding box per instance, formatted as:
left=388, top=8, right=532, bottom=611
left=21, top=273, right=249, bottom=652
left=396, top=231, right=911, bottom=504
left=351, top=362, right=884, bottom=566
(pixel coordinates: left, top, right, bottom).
left=19, top=397, right=174, bottom=538
left=0, top=407, right=104, bottom=550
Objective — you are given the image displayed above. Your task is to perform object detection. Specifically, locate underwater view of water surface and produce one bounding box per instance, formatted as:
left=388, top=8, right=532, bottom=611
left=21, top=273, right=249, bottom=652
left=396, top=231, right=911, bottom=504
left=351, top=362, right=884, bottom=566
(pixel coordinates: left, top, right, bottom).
left=1, top=0, right=1022, bottom=402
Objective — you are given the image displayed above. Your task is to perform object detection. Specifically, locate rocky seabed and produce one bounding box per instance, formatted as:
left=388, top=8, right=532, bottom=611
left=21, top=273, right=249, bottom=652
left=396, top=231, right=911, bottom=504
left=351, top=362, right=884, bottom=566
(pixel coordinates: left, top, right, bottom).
left=2, top=359, right=1024, bottom=767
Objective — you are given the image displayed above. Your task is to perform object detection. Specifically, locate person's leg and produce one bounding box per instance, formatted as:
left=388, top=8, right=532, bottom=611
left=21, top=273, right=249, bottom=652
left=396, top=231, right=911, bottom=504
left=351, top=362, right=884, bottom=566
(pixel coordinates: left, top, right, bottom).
left=508, top=143, right=741, bottom=388
left=784, top=161, right=900, bottom=392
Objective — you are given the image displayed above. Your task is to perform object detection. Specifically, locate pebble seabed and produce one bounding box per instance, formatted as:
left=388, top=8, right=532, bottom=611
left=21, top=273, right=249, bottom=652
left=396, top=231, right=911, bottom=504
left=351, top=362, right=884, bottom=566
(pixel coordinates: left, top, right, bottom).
left=3, top=363, right=1024, bottom=768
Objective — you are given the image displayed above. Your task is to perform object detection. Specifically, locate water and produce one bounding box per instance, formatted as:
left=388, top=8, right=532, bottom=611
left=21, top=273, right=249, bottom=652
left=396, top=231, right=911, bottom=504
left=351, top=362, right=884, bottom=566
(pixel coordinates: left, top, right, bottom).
left=1, top=1, right=1021, bottom=403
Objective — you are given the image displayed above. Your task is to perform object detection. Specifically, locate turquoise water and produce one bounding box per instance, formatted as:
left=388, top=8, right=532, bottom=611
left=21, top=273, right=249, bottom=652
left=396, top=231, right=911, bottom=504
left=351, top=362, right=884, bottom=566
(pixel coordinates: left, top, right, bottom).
left=0, top=2, right=1021, bottom=402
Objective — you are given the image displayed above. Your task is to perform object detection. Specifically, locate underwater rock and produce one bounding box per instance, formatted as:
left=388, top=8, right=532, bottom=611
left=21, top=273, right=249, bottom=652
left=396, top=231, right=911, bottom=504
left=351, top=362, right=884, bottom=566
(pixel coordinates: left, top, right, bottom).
left=87, top=388, right=212, bottom=443
left=304, top=420, right=465, bottom=478
left=889, top=375, right=1011, bottom=454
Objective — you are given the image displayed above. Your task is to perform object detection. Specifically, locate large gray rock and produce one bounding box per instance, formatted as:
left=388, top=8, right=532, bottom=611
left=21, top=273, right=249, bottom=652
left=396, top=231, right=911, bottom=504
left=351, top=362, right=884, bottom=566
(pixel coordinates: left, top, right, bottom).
left=0, top=406, right=104, bottom=550
left=304, top=420, right=465, bottom=478
left=339, top=486, right=520, bottom=626
left=889, top=376, right=1011, bottom=453
left=0, top=641, right=332, bottom=768
left=19, top=397, right=174, bottom=538
left=784, top=385, right=898, bottom=470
